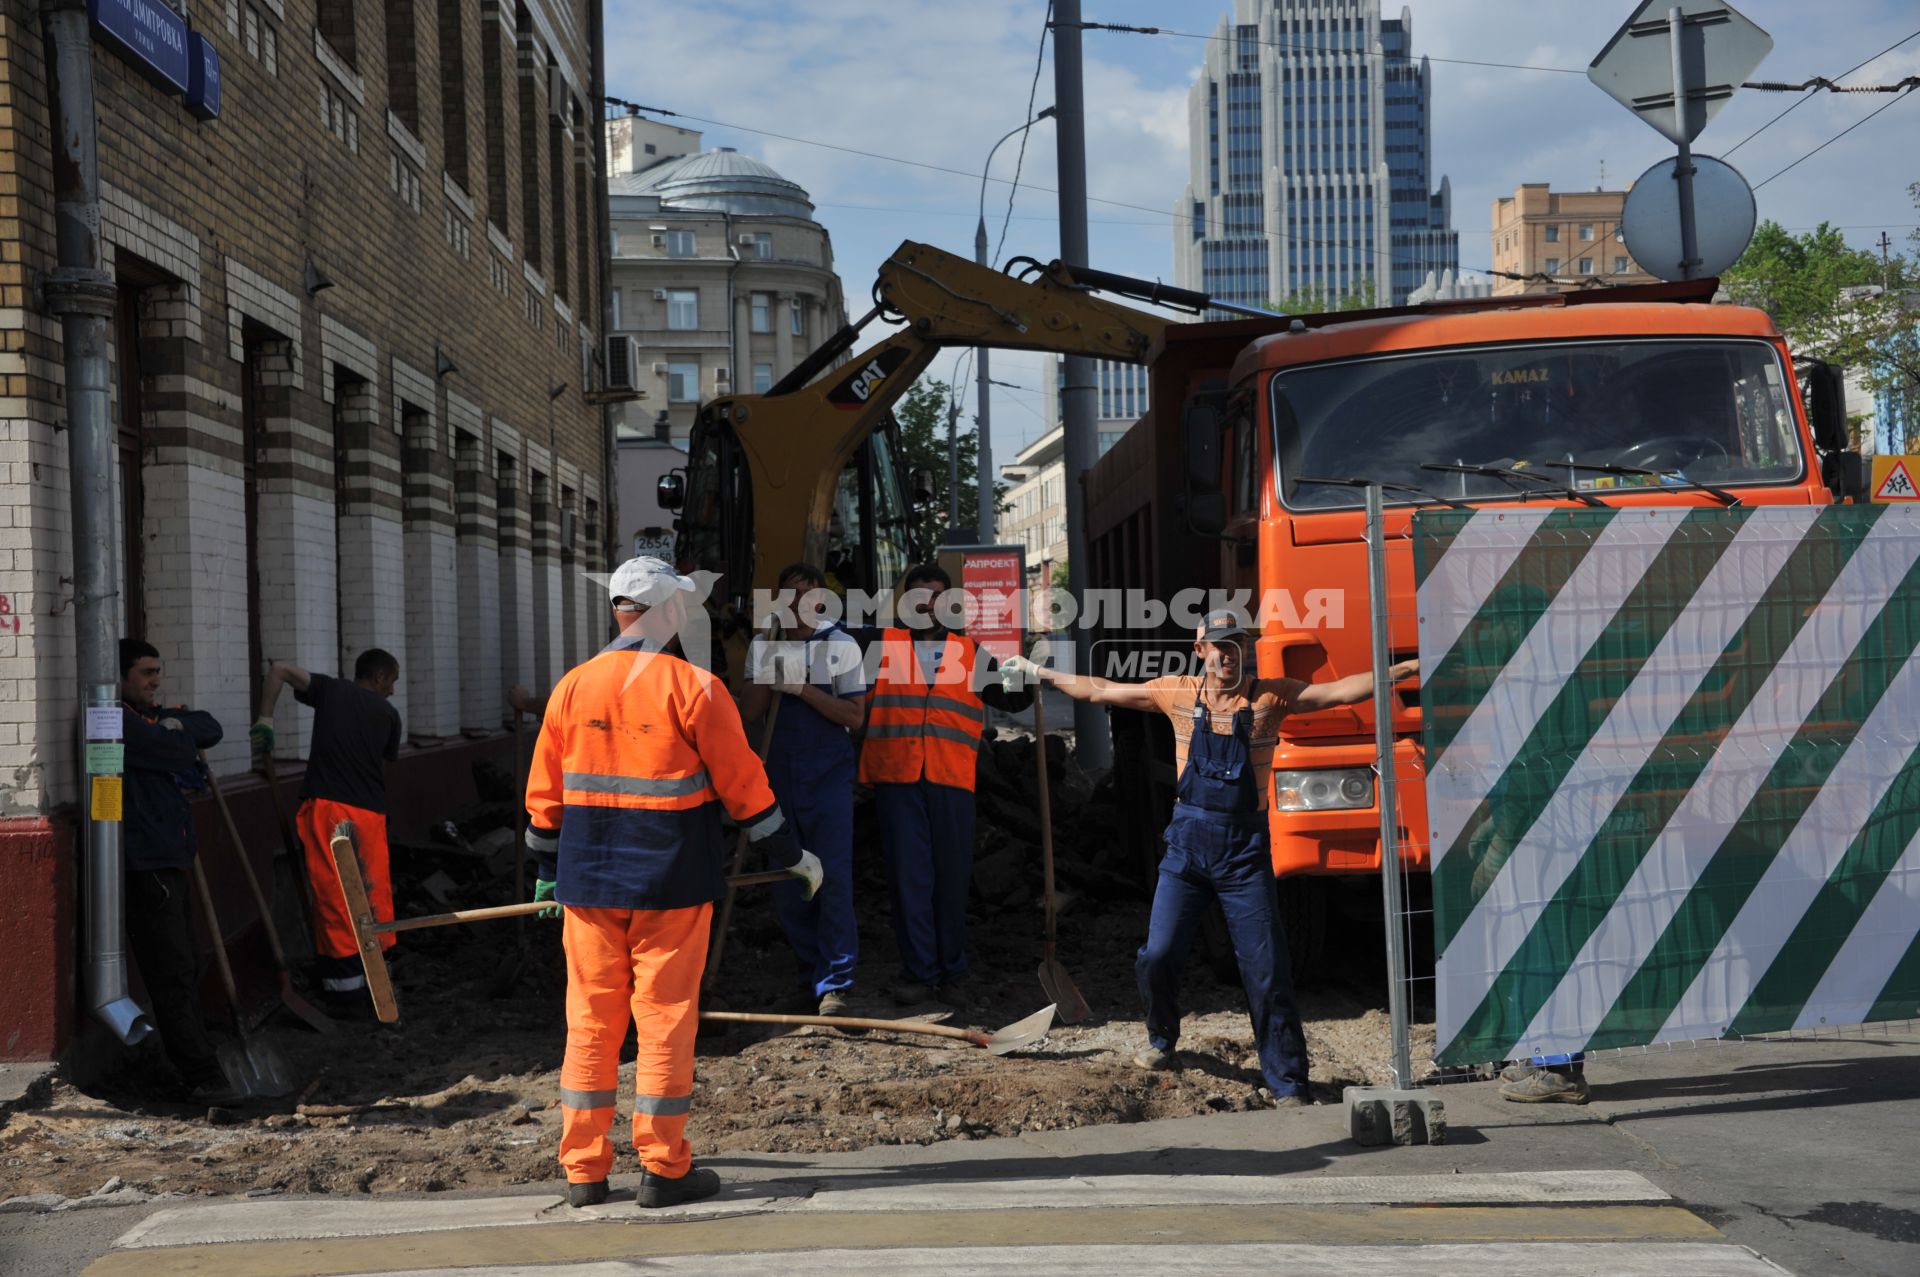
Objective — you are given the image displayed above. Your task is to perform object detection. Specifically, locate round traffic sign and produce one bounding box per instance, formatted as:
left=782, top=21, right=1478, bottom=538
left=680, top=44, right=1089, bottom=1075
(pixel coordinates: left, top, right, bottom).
left=1620, top=153, right=1757, bottom=282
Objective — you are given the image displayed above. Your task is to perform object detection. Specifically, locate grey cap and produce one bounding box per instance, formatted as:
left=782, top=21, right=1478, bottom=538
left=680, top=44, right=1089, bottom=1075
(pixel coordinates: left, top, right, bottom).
left=1197, top=609, right=1248, bottom=643
left=606, top=555, right=695, bottom=606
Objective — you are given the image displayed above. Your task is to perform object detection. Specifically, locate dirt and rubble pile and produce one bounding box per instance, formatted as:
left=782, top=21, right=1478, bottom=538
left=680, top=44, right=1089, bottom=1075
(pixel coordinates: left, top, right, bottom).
left=0, top=733, right=1432, bottom=1200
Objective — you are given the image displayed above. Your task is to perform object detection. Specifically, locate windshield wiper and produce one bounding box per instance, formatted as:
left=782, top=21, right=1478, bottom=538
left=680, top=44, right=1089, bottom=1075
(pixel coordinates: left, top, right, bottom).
left=1295, top=476, right=1472, bottom=510
left=1521, top=459, right=1740, bottom=507
left=1420, top=462, right=1608, bottom=509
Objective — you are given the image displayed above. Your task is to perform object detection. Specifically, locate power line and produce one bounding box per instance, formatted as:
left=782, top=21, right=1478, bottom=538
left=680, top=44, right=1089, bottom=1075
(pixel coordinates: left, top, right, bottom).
left=1724, top=28, right=1920, bottom=155
left=1754, top=86, right=1919, bottom=190
left=1061, top=20, right=1587, bottom=76
left=994, top=2, right=1052, bottom=272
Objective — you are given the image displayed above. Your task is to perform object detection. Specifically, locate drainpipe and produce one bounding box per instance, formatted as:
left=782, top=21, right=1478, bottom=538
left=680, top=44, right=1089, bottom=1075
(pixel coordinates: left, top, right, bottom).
left=40, top=0, right=153, bottom=1046
left=589, top=0, right=615, bottom=573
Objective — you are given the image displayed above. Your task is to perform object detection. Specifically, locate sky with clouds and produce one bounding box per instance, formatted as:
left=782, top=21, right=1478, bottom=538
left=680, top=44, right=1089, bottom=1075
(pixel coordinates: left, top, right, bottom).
left=604, top=0, right=1920, bottom=460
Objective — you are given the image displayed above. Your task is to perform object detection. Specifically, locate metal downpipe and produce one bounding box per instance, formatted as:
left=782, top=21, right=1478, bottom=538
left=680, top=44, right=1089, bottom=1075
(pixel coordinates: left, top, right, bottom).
left=42, top=0, right=152, bottom=1045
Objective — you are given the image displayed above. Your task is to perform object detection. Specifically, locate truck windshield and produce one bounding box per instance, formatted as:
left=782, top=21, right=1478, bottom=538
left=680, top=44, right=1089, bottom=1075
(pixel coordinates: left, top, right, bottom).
left=1271, top=339, right=1805, bottom=509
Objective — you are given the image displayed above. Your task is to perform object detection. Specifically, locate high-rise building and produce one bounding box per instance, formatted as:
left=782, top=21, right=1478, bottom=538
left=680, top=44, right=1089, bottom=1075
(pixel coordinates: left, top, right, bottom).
left=1173, top=1, right=1459, bottom=308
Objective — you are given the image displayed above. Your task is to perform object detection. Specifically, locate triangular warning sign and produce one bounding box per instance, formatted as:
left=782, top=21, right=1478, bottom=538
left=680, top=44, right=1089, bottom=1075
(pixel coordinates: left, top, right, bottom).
left=1876, top=459, right=1920, bottom=502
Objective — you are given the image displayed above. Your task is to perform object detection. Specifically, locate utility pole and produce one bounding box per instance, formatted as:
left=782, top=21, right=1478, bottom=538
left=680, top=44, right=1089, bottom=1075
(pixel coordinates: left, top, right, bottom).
left=974, top=217, right=996, bottom=542
left=945, top=388, right=961, bottom=530
left=1879, top=231, right=1894, bottom=290
left=1051, top=0, right=1109, bottom=766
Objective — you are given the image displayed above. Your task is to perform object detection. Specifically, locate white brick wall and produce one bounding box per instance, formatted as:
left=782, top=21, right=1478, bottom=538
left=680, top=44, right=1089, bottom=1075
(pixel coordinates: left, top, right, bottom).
left=224, top=257, right=303, bottom=387
left=256, top=492, right=339, bottom=762
left=457, top=540, right=501, bottom=730
left=499, top=545, right=535, bottom=694
left=0, top=396, right=75, bottom=813
left=403, top=525, right=460, bottom=737
left=143, top=462, right=253, bottom=780
left=337, top=512, right=409, bottom=729
left=531, top=558, right=564, bottom=689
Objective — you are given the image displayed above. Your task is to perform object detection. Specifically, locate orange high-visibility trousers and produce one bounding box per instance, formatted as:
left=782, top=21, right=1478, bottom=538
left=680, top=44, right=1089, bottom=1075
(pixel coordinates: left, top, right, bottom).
left=559, top=903, right=712, bottom=1183
left=298, top=797, right=395, bottom=962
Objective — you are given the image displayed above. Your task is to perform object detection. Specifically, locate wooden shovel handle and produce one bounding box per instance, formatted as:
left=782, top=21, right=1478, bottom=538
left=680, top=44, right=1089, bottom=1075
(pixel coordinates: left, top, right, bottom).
left=1034, top=689, right=1059, bottom=945
left=200, top=755, right=292, bottom=971
left=188, top=857, right=243, bottom=1010
left=698, top=1009, right=981, bottom=1045
left=375, top=869, right=795, bottom=936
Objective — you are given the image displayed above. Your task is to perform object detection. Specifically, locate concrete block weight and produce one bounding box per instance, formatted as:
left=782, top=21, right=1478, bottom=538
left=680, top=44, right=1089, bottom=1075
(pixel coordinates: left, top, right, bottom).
left=1343, top=1085, right=1446, bottom=1147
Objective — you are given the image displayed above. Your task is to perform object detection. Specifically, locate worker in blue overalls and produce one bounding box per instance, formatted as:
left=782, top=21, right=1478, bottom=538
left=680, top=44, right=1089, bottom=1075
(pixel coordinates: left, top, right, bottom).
left=740, top=562, right=867, bottom=1015
left=1006, top=610, right=1417, bottom=1106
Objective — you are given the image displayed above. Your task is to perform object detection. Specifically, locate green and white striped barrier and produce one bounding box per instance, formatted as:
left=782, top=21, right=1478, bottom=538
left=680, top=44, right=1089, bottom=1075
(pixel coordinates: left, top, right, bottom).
left=1414, top=505, right=1920, bottom=1065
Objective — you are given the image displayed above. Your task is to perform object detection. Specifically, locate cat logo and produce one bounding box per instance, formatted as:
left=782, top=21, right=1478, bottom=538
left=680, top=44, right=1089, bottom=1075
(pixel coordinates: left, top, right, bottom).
left=826, top=346, right=914, bottom=409
left=1492, top=368, right=1549, bottom=386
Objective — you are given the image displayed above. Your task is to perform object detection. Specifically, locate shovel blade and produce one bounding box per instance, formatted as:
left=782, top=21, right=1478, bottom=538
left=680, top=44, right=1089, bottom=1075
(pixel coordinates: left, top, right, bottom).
left=985, top=1003, right=1057, bottom=1056
left=278, top=978, right=337, bottom=1035
left=1038, top=957, right=1092, bottom=1026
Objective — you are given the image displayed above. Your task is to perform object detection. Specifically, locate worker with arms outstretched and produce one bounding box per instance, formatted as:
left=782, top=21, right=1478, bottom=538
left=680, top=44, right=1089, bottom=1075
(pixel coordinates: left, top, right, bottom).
left=525, top=556, right=823, bottom=1211
left=1004, top=610, right=1417, bottom=1107
left=252, top=648, right=403, bottom=1010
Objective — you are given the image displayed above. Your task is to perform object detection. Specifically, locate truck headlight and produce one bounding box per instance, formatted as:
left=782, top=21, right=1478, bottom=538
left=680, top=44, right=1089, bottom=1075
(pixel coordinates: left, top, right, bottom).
left=1273, top=767, right=1374, bottom=811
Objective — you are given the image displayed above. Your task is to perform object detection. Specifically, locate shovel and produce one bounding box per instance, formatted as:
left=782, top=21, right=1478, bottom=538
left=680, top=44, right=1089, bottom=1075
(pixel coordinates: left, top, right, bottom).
left=700, top=1004, right=1057, bottom=1056
left=187, top=857, right=297, bottom=1098
left=487, top=705, right=532, bottom=998
left=705, top=637, right=784, bottom=983
left=258, top=751, right=318, bottom=957
left=200, top=755, right=334, bottom=1035
left=1032, top=692, right=1091, bottom=1023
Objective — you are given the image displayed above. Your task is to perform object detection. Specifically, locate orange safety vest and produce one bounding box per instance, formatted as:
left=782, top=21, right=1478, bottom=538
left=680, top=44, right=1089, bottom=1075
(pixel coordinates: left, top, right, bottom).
left=858, top=628, right=987, bottom=792
left=526, top=641, right=781, bottom=909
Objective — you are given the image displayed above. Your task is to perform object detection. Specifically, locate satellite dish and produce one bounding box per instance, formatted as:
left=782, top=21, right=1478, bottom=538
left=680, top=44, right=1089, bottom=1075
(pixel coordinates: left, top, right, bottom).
left=1620, top=154, right=1756, bottom=281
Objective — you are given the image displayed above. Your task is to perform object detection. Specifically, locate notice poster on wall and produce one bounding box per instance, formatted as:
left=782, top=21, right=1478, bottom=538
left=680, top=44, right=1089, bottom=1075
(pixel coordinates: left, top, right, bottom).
left=947, top=544, right=1026, bottom=664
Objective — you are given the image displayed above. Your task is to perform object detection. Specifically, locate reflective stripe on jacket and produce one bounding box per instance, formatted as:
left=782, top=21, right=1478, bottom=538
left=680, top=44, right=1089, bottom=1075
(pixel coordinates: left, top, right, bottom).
left=857, top=629, right=987, bottom=792
left=526, top=641, right=780, bottom=909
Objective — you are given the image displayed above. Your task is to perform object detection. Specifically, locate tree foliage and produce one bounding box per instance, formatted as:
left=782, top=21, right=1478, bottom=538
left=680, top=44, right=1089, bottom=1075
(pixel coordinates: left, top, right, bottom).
left=891, top=378, right=1008, bottom=558
left=1266, top=277, right=1378, bottom=314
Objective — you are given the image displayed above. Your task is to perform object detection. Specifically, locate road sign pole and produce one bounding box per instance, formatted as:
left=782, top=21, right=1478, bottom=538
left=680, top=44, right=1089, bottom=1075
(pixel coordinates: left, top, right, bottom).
left=1365, top=483, right=1413, bottom=1090
left=1669, top=6, right=1701, bottom=279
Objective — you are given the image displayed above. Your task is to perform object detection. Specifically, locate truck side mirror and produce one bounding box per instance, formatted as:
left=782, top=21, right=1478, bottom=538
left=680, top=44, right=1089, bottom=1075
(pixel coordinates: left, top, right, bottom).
left=1183, top=394, right=1227, bottom=537
left=1805, top=361, right=1849, bottom=454
left=909, top=466, right=937, bottom=506
left=656, top=470, right=686, bottom=511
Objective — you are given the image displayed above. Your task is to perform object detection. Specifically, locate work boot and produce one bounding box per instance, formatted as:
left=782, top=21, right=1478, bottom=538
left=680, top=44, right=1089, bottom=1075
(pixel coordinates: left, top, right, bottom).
left=892, top=981, right=936, bottom=1006
left=184, top=1076, right=244, bottom=1107
left=566, top=1179, right=609, bottom=1208
left=636, top=1164, right=721, bottom=1209
left=817, top=991, right=849, bottom=1016
left=1499, top=1060, right=1539, bottom=1083
left=1271, top=1092, right=1307, bottom=1109
left=936, top=981, right=970, bottom=1011
left=1133, top=1045, right=1178, bottom=1071
left=1500, top=1066, right=1589, bottom=1105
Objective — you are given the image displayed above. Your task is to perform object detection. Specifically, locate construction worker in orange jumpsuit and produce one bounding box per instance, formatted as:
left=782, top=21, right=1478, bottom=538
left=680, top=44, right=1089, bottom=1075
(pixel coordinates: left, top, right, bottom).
left=861, top=562, right=1031, bottom=1008
left=252, top=649, right=403, bottom=1010
left=526, top=556, right=823, bottom=1211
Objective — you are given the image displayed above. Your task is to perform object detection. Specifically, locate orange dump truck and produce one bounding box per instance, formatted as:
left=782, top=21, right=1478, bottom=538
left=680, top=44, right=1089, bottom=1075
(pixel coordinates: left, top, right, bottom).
left=1086, top=280, right=1861, bottom=970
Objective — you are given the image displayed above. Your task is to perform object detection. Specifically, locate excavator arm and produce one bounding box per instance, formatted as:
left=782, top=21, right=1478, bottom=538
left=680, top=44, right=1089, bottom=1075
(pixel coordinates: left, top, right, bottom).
left=682, top=240, right=1177, bottom=600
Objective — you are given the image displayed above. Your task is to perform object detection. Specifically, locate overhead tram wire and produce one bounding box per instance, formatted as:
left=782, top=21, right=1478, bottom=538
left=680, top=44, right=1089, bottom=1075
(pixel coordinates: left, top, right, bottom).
left=994, top=1, right=1053, bottom=272
left=1725, top=27, right=1920, bottom=155
left=1753, top=85, right=1919, bottom=190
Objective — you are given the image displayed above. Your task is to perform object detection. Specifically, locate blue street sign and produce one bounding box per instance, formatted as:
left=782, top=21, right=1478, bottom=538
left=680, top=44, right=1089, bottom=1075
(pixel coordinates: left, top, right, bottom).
left=87, top=0, right=191, bottom=95
left=185, top=32, right=221, bottom=120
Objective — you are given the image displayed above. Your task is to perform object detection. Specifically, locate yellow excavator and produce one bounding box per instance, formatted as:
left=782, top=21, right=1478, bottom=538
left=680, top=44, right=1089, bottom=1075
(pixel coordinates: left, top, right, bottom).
left=654, top=239, right=1198, bottom=625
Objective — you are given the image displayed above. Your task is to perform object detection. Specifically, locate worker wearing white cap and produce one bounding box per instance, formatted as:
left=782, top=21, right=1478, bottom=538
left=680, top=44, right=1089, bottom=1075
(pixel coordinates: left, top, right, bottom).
left=525, top=556, right=823, bottom=1210
left=1004, top=609, right=1415, bottom=1108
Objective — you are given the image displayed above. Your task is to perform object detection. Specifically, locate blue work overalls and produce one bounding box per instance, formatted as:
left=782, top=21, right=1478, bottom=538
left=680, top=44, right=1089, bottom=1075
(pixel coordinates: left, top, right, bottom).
left=1136, top=694, right=1310, bottom=1097
left=765, top=625, right=859, bottom=997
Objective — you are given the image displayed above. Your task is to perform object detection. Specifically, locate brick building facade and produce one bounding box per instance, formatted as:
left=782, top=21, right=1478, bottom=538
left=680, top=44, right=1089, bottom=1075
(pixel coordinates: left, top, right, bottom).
left=0, top=0, right=612, bottom=1061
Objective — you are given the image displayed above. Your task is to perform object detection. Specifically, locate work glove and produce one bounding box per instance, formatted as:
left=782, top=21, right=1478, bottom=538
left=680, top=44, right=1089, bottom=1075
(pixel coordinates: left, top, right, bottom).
left=249, top=717, right=275, bottom=754
left=1000, top=654, right=1040, bottom=693
left=787, top=849, right=824, bottom=902
left=533, top=878, right=560, bottom=920
left=160, top=717, right=185, bottom=732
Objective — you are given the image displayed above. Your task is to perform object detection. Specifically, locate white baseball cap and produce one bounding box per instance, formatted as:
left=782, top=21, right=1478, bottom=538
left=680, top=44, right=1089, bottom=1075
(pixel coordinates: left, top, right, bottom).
left=606, top=555, right=696, bottom=606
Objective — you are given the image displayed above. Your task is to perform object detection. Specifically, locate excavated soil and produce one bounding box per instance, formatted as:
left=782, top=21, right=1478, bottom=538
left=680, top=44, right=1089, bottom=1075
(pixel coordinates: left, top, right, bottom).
left=2, top=736, right=1436, bottom=1200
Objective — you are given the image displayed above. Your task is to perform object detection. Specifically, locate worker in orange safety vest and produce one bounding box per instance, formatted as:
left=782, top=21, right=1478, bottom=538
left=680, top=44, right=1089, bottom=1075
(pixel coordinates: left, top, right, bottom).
left=526, top=556, right=823, bottom=1211
left=860, top=562, right=1032, bottom=1009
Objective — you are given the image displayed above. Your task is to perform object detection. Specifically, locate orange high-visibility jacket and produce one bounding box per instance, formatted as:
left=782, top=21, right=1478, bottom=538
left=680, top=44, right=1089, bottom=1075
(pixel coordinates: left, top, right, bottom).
left=526, top=642, right=782, bottom=909
left=857, top=628, right=988, bottom=792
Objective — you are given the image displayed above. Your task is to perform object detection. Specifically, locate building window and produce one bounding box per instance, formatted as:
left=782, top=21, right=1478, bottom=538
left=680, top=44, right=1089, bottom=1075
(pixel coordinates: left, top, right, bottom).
left=610, top=288, right=621, bottom=329
left=1615, top=256, right=1629, bottom=274
left=1578, top=257, right=1593, bottom=275
left=750, top=293, right=771, bottom=333
left=1544, top=224, right=1559, bottom=243
left=1579, top=223, right=1594, bottom=240
left=750, top=232, right=772, bottom=259
left=516, top=14, right=542, bottom=271
left=437, top=0, right=467, bottom=185
left=1544, top=258, right=1560, bottom=275
left=384, top=1, right=419, bottom=132
left=318, top=0, right=356, bottom=66
left=667, top=290, right=698, bottom=330
left=549, top=104, right=569, bottom=301
left=664, top=229, right=695, bottom=257
left=668, top=361, right=699, bottom=401
left=481, top=4, right=508, bottom=235
left=789, top=298, right=804, bottom=337
left=752, top=362, right=773, bottom=393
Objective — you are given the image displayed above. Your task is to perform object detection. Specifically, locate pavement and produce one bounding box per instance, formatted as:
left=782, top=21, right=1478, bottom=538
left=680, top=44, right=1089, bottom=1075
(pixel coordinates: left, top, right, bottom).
left=4, top=1031, right=1918, bottom=1276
